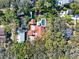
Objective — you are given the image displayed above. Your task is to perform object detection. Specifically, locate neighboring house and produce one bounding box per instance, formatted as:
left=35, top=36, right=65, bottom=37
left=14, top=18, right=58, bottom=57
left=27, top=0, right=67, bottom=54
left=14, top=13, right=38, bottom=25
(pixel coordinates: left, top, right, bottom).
left=16, top=12, right=27, bottom=43
left=56, top=0, right=73, bottom=6
left=27, top=18, right=46, bottom=42
left=60, top=9, right=73, bottom=17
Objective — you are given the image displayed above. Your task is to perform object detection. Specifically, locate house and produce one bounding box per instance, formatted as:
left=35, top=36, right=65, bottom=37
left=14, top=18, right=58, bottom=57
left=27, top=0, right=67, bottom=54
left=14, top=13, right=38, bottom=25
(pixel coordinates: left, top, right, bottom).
left=15, top=18, right=46, bottom=43
left=56, top=0, right=73, bottom=6
left=27, top=18, right=46, bottom=42
left=16, top=12, right=27, bottom=43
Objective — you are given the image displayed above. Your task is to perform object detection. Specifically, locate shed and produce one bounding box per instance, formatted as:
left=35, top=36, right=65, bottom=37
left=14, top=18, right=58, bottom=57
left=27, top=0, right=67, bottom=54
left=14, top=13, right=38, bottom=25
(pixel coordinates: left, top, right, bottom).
left=29, top=19, right=35, bottom=25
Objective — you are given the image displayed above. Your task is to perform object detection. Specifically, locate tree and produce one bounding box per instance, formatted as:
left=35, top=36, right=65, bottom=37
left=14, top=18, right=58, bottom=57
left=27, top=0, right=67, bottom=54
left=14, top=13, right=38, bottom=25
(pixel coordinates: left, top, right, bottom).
left=74, top=9, right=79, bottom=14
left=70, top=3, right=78, bottom=10
left=44, top=2, right=52, bottom=8
left=1, top=9, right=16, bottom=25
left=64, top=15, right=72, bottom=22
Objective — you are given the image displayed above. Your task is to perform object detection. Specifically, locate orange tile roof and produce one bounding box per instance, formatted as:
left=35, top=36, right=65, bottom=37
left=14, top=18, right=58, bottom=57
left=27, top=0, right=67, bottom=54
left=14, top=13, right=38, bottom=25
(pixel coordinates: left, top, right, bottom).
left=27, top=30, right=33, bottom=36
left=27, top=25, right=44, bottom=37
left=36, top=26, right=42, bottom=37
left=29, top=19, right=35, bottom=25
left=27, top=19, right=46, bottom=37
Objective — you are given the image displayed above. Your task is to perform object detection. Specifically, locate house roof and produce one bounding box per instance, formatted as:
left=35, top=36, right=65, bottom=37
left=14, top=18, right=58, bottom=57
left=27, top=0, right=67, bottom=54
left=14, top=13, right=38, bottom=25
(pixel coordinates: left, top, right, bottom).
left=27, top=30, right=34, bottom=36
left=35, top=25, right=45, bottom=31
left=27, top=25, right=45, bottom=37
left=35, top=26, right=42, bottom=37
left=27, top=18, right=46, bottom=37
left=29, top=19, right=35, bottom=25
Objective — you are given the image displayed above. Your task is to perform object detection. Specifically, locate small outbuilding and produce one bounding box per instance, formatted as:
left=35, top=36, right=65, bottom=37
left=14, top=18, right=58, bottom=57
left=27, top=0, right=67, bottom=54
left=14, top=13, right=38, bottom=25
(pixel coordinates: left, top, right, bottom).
left=27, top=18, right=46, bottom=42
